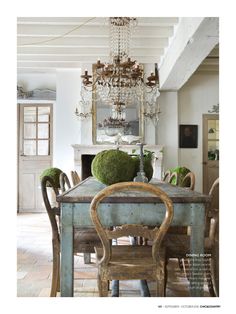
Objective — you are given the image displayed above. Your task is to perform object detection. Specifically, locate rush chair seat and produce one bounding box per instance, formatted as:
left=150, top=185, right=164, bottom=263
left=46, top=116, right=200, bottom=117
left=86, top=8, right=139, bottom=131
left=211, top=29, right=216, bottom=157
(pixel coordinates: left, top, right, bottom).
left=164, top=178, right=219, bottom=297
left=41, top=176, right=101, bottom=297
left=90, top=181, right=174, bottom=297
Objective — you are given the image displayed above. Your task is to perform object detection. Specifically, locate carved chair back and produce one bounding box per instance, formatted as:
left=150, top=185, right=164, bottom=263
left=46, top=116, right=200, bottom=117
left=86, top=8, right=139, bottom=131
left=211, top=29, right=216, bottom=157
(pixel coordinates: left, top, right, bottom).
left=181, top=172, right=195, bottom=190
left=59, top=172, right=71, bottom=192
left=41, top=176, right=60, bottom=243
left=71, top=170, right=81, bottom=186
left=163, top=170, right=171, bottom=182
left=163, top=170, right=179, bottom=185
left=90, top=181, right=174, bottom=266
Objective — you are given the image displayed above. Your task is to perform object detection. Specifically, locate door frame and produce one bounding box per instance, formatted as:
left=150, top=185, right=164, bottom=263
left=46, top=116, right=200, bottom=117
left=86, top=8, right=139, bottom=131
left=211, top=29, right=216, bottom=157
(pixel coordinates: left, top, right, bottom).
left=17, top=100, right=55, bottom=211
left=202, top=113, right=219, bottom=193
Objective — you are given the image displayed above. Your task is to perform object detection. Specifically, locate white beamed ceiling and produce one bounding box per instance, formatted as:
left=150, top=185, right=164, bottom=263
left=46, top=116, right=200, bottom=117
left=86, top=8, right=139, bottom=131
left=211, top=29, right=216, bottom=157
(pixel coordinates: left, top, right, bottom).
left=17, top=17, right=179, bottom=73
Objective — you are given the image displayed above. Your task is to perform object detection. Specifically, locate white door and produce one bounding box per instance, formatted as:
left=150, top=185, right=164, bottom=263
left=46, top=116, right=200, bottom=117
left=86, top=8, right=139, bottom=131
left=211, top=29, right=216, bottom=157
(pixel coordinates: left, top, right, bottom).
left=18, top=104, right=53, bottom=212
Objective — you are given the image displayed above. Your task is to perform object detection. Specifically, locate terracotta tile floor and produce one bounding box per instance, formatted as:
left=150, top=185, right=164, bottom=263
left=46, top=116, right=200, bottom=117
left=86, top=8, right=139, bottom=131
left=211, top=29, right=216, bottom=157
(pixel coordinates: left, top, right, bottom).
left=17, top=213, right=210, bottom=297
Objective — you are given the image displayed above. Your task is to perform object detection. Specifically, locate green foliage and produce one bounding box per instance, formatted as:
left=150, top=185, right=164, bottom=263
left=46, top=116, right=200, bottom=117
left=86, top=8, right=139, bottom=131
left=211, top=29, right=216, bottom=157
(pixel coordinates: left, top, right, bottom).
left=91, top=150, right=136, bottom=185
left=169, top=166, right=191, bottom=186
left=40, top=167, right=63, bottom=188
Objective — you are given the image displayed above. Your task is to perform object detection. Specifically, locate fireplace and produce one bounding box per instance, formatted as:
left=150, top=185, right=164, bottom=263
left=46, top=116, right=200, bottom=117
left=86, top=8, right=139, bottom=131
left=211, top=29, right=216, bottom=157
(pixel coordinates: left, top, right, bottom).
left=72, top=144, right=164, bottom=180
left=81, top=154, right=96, bottom=180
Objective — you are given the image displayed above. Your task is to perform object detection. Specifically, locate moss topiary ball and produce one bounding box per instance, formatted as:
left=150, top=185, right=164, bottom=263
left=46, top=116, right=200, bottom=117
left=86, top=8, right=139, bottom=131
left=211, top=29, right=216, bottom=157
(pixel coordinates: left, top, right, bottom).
left=169, top=166, right=190, bottom=186
left=91, top=150, right=135, bottom=185
left=40, top=167, right=62, bottom=188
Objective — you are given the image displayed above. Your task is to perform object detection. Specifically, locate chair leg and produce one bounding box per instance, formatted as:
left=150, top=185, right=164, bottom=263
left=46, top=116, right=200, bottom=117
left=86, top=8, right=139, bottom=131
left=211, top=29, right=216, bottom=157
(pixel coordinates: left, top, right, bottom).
left=164, top=258, right=168, bottom=295
left=50, top=243, right=60, bottom=297
left=98, top=274, right=108, bottom=297
left=84, top=253, right=91, bottom=264
left=211, top=241, right=219, bottom=296
left=182, top=258, right=190, bottom=281
left=157, top=261, right=166, bottom=297
left=56, top=253, right=60, bottom=292
left=205, top=257, right=216, bottom=297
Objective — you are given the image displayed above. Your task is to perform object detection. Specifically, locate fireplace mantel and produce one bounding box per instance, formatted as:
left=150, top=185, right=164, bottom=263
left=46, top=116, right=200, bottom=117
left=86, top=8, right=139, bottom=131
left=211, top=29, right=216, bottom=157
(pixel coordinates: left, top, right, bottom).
left=72, top=144, right=164, bottom=180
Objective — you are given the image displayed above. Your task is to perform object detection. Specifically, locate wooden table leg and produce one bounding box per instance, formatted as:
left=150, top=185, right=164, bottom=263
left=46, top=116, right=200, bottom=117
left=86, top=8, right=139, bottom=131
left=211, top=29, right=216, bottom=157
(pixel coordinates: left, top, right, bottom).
left=61, top=203, right=74, bottom=297
left=190, top=204, right=205, bottom=297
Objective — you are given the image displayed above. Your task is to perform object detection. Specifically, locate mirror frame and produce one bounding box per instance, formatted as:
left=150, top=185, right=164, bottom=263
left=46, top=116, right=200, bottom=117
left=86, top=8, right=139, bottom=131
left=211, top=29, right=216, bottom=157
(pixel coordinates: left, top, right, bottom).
left=92, top=64, right=145, bottom=145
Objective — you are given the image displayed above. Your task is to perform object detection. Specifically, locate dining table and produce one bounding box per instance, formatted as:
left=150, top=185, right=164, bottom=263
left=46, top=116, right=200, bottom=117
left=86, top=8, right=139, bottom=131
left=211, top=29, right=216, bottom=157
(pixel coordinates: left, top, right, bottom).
left=56, top=176, right=210, bottom=297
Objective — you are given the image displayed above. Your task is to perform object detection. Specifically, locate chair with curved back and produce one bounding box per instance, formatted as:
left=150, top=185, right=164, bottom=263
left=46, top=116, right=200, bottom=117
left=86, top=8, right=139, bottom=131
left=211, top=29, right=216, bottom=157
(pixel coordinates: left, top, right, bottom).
left=181, top=172, right=195, bottom=190
left=59, top=172, right=100, bottom=264
left=41, top=175, right=101, bottom=296
left=164, top=177, right=219, bottom=297
left=163, top=170, right=179, bottom=185
left=59, top=172, right=71, bottom=192
left=71, top=170, right=81, bottom=186
left=90, top=181, right=174, bottom=297
left=163, top=170, right=171, bottom=182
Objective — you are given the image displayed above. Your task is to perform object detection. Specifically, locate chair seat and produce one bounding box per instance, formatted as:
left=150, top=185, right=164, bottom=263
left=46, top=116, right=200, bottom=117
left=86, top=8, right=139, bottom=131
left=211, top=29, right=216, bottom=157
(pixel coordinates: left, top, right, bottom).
left=95, top=245, right=165, bottom=280
left=164, top=234, right=213, bottom=258
left=74, top=228, right=101, bottom=253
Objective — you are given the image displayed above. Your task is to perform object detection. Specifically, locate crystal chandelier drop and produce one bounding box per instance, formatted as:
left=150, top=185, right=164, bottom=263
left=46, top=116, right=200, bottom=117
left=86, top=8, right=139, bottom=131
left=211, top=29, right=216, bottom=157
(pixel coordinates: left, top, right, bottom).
left=80, top=17, right=160, bottom=124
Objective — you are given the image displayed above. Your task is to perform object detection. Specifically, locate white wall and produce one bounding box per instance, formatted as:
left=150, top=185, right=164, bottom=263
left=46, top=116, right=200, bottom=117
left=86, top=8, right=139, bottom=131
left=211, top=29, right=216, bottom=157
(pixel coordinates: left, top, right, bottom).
left=17, top=73, right=56, bottom=91
left=157, top=91, right=179, bottom=172
left=17, top=69, right=88, bottom=175
left=54, top=69, right=82, bottom=173
left=178, top=72, right=219, bottom=192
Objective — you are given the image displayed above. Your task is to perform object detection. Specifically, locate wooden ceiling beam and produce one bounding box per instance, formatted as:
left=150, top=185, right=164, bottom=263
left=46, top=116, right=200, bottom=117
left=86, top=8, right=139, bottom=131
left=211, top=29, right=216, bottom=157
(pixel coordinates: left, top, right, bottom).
left=159, top=17, right=219, bottom=90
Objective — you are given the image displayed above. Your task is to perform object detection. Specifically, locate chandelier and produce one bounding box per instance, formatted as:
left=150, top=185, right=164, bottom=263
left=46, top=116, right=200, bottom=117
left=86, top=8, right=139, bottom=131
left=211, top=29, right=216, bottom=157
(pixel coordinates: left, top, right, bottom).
left=79, top=17, right=160, bottom=125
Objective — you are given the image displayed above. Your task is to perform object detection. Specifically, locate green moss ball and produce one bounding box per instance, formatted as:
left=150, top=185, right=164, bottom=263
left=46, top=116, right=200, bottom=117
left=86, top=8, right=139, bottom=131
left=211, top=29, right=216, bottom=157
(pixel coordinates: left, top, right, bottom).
left=40, top=167, right=62, bottom=188
left=91, top=150, right=135, bottom=185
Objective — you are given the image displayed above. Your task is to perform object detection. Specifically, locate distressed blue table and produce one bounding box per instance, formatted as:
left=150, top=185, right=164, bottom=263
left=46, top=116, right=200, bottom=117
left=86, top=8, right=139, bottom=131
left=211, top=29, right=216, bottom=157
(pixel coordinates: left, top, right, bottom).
left=57, top=176, right=210, bottom=297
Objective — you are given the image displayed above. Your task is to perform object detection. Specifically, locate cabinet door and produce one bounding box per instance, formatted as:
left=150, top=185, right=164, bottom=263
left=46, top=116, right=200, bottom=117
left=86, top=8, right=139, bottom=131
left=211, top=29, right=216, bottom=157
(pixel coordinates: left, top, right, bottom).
left=203, top=114, right=219, bottom=195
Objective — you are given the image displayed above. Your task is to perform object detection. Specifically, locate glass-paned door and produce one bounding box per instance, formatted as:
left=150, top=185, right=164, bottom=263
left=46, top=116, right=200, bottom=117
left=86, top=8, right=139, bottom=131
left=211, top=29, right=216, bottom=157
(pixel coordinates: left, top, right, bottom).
left=203, top=114, right=219, bottom=194
left=18, top=104, right=53, bottom=212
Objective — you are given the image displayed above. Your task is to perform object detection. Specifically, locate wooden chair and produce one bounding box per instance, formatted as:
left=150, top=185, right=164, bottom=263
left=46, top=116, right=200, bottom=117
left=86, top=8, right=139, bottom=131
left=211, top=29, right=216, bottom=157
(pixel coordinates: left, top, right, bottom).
left=41, top=176, right=101, bottom=296
left=164, top=178, right=219, bottom=296
left=71, top=170, right=81, bottom=186
left=180, top=172, right=195, bottom=190
left=163, top=170, right=171, bottom=182
left=163, top=170, right=179, bottom=185
left=90, top=181, right=174, bottom=297
left=59, top=172, right=101, bottom=264
left=59, top=172, right=71, bottom=192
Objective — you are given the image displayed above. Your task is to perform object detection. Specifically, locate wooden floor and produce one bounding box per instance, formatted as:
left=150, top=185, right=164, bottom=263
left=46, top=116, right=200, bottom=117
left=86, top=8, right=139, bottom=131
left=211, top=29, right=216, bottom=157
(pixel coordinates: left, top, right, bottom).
left=17, top=213, right=210, bottom=297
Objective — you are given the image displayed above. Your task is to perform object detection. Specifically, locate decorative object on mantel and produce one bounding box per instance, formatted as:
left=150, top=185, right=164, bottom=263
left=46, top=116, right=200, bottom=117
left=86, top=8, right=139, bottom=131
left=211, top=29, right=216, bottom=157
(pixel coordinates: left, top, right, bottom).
left=17, top=86, right=56, bottom=100
left=208, top=103, right=219, bottom=114
left=97, top=134, right=141, bottom=145
left=91, top=150, right=135, bottom=185
left=79, top=17, right=161, bottom=138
